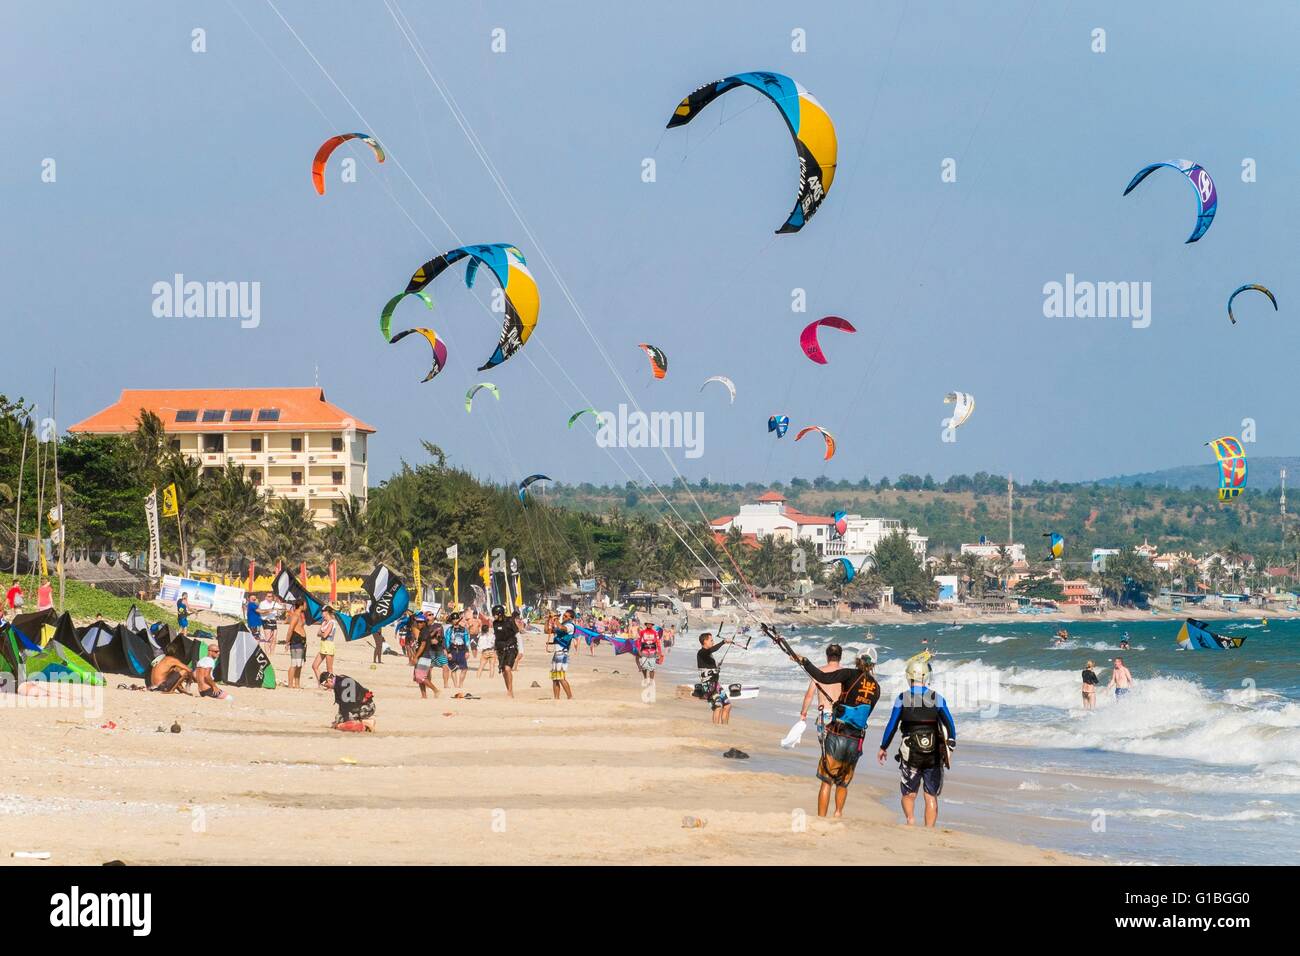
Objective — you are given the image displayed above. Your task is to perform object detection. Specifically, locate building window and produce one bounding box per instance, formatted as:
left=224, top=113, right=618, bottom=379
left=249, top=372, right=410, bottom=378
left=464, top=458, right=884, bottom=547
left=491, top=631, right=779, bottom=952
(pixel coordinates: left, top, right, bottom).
left=169, top=438, right=181, bottom=452
left=202, top=434, right=224, bottom=453
left=332, top=470, right=344, bottom=484
left=291, top=437, right=303, bottom=453
left=291, top=471, right=303, bottom=485
left=203, top=467, right=220, bottom=479
left=250, top=470, right=263, bottom=486
left=332, top=436, right=344, bottom=452
left=201, top=409, right=225, bottom=423
left=229, top=409, right=253, bottom=422
left=175, top=410, right=198, bottom=423
left=256, top=408, right=280, bottom=422
left=250, top=437, right=262, bottom=452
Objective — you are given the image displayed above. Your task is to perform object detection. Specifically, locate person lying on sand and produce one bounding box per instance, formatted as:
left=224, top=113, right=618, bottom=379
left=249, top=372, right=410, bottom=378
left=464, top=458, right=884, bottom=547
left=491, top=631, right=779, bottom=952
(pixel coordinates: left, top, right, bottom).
left=148, top=655, right=194, bottom=694
left=321, top=672, right=376, bottom=731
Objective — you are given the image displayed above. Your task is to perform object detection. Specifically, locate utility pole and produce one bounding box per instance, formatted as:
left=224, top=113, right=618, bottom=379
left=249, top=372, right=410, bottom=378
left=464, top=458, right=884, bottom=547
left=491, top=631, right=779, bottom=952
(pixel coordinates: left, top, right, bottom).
left=1007, top=473, right=1014, bottom=546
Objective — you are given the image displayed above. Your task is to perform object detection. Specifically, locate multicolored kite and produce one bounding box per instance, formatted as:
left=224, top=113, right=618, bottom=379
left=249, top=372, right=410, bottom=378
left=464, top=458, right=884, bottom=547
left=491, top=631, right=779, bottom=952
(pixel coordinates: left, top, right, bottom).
left=1227, top=284, right=1277, bottom=325
left=666, top=71, right=837, bottom=233
left=1043, top=532, right=1065, bottom=561
left=312, top=133, right=384, bottom=195
left=1206, top=436, right=1247, bottom=501
left=379, top=291, right=434, bottom=342
left=1122, top=159, right=1217, bottom=243
left=768, top=415, right=790, bottom=438
left=832, top=511, right=848, bottom=538
left=638, top=343, right=668, bottom=379
left=405, top=244, right=538, bottom=371
left=389, top=328, right=448, bottom=382
left=794, top=425, right=836, bottom=460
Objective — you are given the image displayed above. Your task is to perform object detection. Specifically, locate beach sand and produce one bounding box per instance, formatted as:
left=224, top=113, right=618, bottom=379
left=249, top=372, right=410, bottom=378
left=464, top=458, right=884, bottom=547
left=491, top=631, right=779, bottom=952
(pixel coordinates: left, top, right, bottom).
left=0, top=629, right=1081, bottom=866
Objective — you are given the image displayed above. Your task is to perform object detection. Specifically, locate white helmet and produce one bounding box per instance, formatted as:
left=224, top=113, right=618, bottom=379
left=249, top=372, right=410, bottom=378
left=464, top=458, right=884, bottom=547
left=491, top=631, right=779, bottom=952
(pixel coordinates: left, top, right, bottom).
left=905, top=656, right=931, bottom=683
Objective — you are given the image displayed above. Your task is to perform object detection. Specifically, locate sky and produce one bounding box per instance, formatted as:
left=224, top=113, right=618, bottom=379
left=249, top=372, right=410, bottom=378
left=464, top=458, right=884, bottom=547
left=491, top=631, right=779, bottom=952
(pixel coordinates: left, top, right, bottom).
left=5, top=1, right=1298, bottom=492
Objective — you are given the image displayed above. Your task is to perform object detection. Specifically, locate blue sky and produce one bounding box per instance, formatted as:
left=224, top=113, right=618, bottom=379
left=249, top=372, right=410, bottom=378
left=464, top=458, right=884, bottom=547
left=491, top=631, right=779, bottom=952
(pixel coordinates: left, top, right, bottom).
left=6, top=1, right=1298, bottom=489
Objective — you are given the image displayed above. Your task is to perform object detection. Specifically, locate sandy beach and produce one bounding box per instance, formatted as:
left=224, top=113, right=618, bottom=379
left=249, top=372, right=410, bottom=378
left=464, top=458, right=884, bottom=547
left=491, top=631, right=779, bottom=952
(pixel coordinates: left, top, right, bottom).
left=0, top=627, right=1079, bottom=866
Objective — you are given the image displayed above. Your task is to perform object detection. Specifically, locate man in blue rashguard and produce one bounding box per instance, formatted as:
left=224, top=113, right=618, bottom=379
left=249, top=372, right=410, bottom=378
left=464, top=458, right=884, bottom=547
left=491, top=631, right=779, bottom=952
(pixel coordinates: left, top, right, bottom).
left=877, top=654, right=957, bottom=827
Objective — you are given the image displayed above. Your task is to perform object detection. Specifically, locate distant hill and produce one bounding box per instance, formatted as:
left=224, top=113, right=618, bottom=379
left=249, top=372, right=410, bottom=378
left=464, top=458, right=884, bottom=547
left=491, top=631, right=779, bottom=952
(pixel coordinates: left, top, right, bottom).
left=1094, top=456, right=1298, bottom=491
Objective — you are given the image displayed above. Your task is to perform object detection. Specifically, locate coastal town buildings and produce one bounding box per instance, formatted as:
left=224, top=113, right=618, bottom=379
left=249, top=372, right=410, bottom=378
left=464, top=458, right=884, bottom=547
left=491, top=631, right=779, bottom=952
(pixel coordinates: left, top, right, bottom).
left=70, top=387, right=373, bottom=524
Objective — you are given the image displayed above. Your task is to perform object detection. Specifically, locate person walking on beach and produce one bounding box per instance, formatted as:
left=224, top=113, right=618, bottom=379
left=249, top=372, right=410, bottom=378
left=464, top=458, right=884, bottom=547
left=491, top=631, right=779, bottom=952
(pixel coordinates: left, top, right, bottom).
left=409, top=616, right=441, bottom=699
left=547, top=609, right=578, bottom=699
left=1109, top=657, right=1134, bottom=698
left=312, top=608, right=337, bottom=685
left=476, top=615, right=497, bottom=679
left=491, top=604, right=519, bottom=698
left=446, top=612, right=471, bottom=689
left=696, top=632, right=735, bottom=725
left=285, top=600, right=308, bottom=688
left=795, top=648, right=881, bottom=818
left=801, top=644, right=846, bottom=742
left=466, top=611, right=482, bottom=663
left=37, top=577, right=53, bottom=611
left=176, top=591, right=191, bottom=636
left=878, top=655, right=957, bottom=827
left=1081, top=660, right=1100, bottom=711
left=635, top=620, right=663, bottom=685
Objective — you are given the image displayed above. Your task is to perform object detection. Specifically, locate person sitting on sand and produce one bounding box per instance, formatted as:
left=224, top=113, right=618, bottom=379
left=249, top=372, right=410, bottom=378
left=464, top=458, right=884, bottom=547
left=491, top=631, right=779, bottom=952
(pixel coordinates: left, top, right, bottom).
left=321, top=672, right=376, bottom=731
left=796, top=647, right=881, bottom=818
left=148, top=654, right=194, bottom=694
left=547, top=610, right=578, bottom=700
left=696, top=632, right=735, bottom=725
left=194, top=643, right=231, bottom=700
left=1109, top=657, right=1134, bottom=698
left=1081, top=660, right=1099, bottom=711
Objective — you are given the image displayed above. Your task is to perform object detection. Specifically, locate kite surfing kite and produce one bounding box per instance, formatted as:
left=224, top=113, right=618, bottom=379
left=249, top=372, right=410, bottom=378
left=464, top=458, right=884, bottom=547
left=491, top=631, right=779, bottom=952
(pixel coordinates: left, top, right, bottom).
left=518, top=473, right=551, bottom=502
left=331, top=565, right=410, bottom=641
left=379, top=291, right=434, bottom=342
left=700, top=375, right=736, bottom=403
left=404, top=243, right=538, bottom=371
left=832, top=511, right=848, bottom=538
left=389, top=328, right=448, bottom=382
left=794, top=425, right=836, bottom=460
left=567, top=408, right=603, bottom=428
left=312, top=133, right=384, bottom=195
left=943, top=391, right=975, bottom=429
left=799, top=316, right=856, bottom=364
left=1122, top=159, right=1217, bottom=243
left=1206, top=436, right=1247, bottom=501
left=638, top=343, right=668, bottom=380
left=464, top=382, right=499, bottom=413
left=834, top=557, right=856, bottom=584
left=1043, top=532, right=1065, bottom=561
left=1227, top=284, right=1277, bottom=325
left=666, top=71, right=837, bottom=234
left=1176, top=618, right=1246, bottom=651
left=768, top=415, right=790, bottom=438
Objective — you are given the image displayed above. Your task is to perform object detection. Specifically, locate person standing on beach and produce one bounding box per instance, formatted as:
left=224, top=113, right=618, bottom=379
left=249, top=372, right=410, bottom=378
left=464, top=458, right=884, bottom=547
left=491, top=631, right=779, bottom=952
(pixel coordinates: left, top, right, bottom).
left=37, top=577, right=53, bottom=611
left=696, top=632, right=734, bottom=725
left=476, top=615, right=497, bottom=679
left=635, top=620, right=663, bottom=685
left=466, top=611, right=482, bottom=663
left=877, top=656, right=957, bottom=827
left=246, top=593, right=265, bottom=649
left=175, top=591, right=191, bottom=636
left=312, top=608, right=337, bottom=685
left=796, top=649, right=881, bottom=818
left=409, top=616, right=441, bottom=699
left=801, top=644, right=846, bottom=742
left=547, top=609, right=578, bottom=699
left=258, top=592, right=279, bottom=651
left=491, top=604, right=519, bottom=698
left=1081, top=660, right=1100, bottom=711
left=446, top=612, right=472, bottom=689
left=285, top=600, right=307, bottom=688
left=1109, top=657, right=1134, bottom=698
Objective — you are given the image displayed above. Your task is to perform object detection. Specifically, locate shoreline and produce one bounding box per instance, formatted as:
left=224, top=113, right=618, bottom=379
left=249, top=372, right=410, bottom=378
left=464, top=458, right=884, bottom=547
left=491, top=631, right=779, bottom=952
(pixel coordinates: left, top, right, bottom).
left=0, top=628, right=1083, bottom=866
left=684, top=604, right=1286, bottom=628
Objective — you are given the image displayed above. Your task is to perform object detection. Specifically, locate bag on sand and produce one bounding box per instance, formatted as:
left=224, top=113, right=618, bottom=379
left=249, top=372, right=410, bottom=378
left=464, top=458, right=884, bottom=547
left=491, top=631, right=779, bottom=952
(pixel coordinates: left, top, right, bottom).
left=335, top=720, right=371, bottom=733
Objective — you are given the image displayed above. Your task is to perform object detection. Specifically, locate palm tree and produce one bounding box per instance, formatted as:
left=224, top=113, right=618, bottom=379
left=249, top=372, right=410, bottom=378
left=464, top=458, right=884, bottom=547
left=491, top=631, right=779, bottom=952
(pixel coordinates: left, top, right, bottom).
left=264, top=497, right=318, bottom=566
left=193, top=463, right=267, bottom=570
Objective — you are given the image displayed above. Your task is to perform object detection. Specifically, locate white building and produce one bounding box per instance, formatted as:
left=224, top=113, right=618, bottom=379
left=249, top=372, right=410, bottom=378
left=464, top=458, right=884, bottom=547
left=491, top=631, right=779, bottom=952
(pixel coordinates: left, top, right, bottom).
left=960, top=542, right=1027, bottom=563
left=711, top=491, right=927, bottom=565
left=1092, top=548, right=1120, bottom=573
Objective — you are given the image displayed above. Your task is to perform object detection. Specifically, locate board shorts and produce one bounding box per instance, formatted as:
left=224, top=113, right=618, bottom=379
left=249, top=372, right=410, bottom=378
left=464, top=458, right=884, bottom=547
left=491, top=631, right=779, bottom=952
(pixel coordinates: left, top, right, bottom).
left=1115, top=687, right=1129, bottom=698
left=638, top=655, right=657, bottom=674
left=900, top=761, right=944, bottom=797
left=177, top=617, right=188, bottom=630
left=497, top=644, right=519, bottom=669
left=414, top=659, right=432, bottom=682
left=319, top=640, right=335, bottom=656
left=817, top=729, right=864, bottom=787
left=708, top=686, right=729, bottom=711
left=290, top=644, right=306, bottom=665
left=449, top=645, right=469, bottom=671
left=432, top=652, right=449, bottom=669
left=550, top=650, right=569, bottom=681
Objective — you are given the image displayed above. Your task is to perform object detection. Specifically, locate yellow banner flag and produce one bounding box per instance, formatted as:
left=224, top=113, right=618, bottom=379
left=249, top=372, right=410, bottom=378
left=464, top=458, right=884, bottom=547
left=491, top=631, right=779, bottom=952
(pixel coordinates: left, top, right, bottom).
left=480, top=551, right=491, bottom=587
left=161, top=483, right=179, bottom=518
left=412, top=547, right=422, bottom=604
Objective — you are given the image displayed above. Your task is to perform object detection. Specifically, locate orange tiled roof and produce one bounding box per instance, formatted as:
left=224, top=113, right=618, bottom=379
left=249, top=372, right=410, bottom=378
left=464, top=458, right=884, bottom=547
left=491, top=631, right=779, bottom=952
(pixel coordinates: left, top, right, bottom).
left=755, top=491, right=785, bottom=502
left=787, top=509, right=833, bottom=525
left=68, top=388, right=375, bottom=434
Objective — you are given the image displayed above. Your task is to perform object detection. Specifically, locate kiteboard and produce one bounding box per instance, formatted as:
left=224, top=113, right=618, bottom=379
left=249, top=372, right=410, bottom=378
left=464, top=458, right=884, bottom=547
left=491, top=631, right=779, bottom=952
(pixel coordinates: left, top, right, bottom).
left=726, top=683, right=760, bottom=700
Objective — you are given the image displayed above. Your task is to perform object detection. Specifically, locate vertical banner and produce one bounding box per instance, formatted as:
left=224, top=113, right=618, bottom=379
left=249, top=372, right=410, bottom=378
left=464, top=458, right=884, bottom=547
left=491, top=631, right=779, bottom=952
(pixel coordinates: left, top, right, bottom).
left=144, top=488, right=162, bottom=581
left=329, top=559, right=338, bottom=603
left=481, top=552, right=491, bottom=607
left=446, top=544, right=459, bottom=609
left=247, top=558, right=256, bottom=595
left=412, top=547, right=422, bottom=606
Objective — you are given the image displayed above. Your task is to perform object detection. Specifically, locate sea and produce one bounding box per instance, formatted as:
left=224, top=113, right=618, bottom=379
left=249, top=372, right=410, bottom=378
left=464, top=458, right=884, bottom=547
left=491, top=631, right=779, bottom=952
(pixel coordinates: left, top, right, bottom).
left=663, top=615, right=1300, bottom=865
